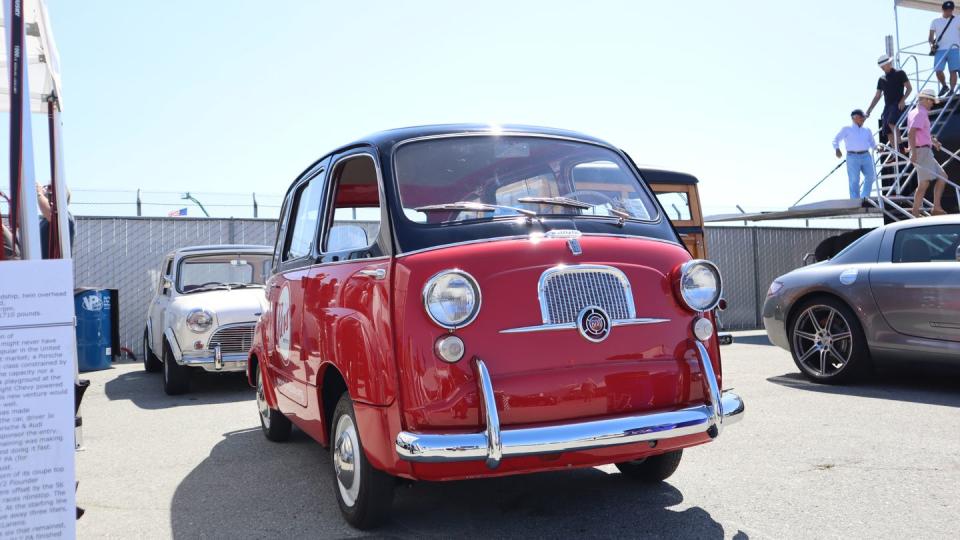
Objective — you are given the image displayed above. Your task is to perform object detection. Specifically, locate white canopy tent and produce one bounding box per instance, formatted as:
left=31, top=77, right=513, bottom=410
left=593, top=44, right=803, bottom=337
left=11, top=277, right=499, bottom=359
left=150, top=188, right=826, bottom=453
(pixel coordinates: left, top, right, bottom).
left=0, top=0, right=69, bottom=260
left=896, top=0, right=948, bottom=11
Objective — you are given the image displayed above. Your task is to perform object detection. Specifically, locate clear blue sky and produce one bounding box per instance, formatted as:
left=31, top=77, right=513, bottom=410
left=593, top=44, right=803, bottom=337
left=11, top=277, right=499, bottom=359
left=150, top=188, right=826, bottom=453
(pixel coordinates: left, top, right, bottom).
left=6, top=1, right=944, bottom=218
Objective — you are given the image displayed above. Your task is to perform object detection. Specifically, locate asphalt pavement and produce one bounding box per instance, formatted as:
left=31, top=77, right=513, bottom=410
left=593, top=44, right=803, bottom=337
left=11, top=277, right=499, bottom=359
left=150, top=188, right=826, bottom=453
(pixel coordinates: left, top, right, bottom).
left=75, top=332, right=960, bottom=539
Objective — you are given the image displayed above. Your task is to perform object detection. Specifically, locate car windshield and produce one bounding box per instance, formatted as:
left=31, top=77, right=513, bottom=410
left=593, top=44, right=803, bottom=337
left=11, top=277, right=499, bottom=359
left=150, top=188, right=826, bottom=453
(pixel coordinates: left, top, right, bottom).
left=394, top=136, right=658, bottom=225
left=177, top=253, right=272, bottom=293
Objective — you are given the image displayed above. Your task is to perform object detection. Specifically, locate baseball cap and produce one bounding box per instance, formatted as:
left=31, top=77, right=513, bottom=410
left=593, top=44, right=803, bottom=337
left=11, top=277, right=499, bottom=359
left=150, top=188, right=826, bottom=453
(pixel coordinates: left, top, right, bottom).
left=944, top=1, right=955, bottom=10
left=877, top=54, right=893, bottom=66
left=850, top=109, right=866, bottom=117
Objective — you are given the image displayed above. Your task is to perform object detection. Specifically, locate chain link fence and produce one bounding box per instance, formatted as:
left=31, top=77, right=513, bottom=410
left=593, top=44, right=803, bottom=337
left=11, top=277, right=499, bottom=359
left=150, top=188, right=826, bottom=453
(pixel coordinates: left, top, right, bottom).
left=72, top=216, right=848, bottom=358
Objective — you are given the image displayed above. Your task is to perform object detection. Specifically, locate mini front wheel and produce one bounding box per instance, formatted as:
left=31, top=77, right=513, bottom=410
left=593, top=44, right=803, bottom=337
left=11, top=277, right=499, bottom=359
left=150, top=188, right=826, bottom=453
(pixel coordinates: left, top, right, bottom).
left=616, top=450, right=683, bottom=482
left=331, top=392, right=394, bottom=530
left=162, top=345, right=189, bottom=395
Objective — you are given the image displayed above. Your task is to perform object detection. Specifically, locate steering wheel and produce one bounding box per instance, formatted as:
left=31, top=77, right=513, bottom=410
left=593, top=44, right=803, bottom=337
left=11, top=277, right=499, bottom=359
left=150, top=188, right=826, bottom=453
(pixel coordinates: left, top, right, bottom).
left=559, top=190, right=616, bottom=206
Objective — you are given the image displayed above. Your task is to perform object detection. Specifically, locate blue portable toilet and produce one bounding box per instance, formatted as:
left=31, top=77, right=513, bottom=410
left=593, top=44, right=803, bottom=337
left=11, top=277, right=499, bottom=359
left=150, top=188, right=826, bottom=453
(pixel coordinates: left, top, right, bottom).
left=75, top=288, right=113, bottom=372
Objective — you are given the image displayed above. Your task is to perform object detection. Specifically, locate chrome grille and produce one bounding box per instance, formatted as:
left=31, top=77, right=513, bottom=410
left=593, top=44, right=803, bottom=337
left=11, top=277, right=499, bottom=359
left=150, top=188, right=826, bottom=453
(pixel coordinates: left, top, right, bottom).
left=538, top=265, right=635, bottom=324
left=208, top=324, right=256, bottom=354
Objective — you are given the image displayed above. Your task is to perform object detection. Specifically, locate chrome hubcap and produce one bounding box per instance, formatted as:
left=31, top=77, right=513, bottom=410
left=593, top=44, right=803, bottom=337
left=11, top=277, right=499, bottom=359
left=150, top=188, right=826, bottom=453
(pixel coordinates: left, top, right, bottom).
left=334, top=414, right=360, bottom=507
left=256, top=370, right=270, bottom=429
left=793, top=305, right=853, bottom=376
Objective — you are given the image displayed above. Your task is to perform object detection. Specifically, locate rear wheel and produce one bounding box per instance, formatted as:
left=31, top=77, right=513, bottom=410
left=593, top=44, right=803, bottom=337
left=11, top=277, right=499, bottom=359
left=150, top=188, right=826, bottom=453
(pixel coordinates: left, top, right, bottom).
left=789, top=297, right=869, bottom=384
left=257, top=366, right=291, bottom=442
left=616, top=450, right=683, bottom=482
left=143, top=329, right=162, bottom=373
left=331, top=393, right=394, bottom=530
left=162, top=344, right=190, bottom=395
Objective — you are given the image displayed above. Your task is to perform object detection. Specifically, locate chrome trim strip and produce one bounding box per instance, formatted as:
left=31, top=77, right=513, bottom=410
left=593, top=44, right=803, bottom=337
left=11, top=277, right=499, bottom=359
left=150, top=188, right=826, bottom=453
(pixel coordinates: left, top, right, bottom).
left=537, top=264, right=636, bottom=324
left=499, top=317, right=670, bottom=334
left=393, top=233, right=684, bottom=259
left=395, top=235, right=531, bottom=258
left=395, top=345, right=744, bottom=465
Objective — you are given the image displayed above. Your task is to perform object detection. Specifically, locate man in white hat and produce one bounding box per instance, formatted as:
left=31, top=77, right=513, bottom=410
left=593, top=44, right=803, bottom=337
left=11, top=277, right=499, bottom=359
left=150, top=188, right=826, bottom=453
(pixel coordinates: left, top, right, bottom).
left=866, top=55, right=911, bottom=153
left=907, top=88, right=949, bottom=216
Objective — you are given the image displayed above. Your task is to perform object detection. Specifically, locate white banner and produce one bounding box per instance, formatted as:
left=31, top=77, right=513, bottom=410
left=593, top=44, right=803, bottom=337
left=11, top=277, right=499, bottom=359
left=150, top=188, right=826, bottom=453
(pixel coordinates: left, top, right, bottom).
left=0, top=259, right=76, bottom=540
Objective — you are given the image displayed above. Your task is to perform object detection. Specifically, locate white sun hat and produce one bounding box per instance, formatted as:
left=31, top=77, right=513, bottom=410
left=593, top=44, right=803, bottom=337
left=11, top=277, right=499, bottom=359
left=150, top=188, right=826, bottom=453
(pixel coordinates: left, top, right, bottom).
left=877, top=54, right=893, bottom=66
left=918, top=87, right=940, bottom=104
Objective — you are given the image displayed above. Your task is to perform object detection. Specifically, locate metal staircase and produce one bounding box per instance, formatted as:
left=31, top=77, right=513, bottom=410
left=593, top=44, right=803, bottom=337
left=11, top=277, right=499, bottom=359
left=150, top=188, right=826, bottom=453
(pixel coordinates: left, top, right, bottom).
left=809, top=56, right=960, bottom=223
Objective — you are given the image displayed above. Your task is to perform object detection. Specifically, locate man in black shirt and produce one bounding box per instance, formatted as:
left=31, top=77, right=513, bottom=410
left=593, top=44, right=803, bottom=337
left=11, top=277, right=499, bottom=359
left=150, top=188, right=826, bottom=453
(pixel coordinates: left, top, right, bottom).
left=866, top=54, right=912, bottom=154
left=35, top=182, right=75, bottom=259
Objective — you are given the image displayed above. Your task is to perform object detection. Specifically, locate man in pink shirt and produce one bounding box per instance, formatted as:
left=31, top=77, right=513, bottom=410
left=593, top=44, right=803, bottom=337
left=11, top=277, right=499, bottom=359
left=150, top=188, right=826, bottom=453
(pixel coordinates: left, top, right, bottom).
left=908, top=88, right=949, bottom=216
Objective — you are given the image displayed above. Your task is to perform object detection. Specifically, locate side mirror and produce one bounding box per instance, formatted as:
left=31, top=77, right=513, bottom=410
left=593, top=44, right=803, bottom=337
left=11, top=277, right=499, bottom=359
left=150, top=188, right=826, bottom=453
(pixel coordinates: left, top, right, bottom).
left=162, top=277, right=173, bottom=290
left=327, top=224, right=369, bottom=252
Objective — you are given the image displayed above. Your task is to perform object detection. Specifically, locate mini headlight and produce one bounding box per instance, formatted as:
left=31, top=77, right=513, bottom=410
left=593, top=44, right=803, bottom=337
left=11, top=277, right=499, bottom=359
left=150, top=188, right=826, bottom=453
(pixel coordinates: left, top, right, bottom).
left=186, top=309, right=214, bottom=333
left=767, top=280, right=784, bottom=297
left=678, top=260, right=722, bottom=312
left=423, top=270, right=481, bottom=329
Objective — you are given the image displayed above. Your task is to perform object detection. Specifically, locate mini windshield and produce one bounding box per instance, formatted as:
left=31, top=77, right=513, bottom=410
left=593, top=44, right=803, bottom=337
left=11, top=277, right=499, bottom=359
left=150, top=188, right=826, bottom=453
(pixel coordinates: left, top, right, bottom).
left=395, top=136, right=658, bottom=225
left=177, top=253, right=272, bottom=293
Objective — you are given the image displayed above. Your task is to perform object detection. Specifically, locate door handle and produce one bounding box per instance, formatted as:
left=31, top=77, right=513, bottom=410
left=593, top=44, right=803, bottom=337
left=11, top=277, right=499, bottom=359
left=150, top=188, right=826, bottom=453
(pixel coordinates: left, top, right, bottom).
left=356, top=268, right=386, bottom=280
left=270, top=283, right=281, bottom=289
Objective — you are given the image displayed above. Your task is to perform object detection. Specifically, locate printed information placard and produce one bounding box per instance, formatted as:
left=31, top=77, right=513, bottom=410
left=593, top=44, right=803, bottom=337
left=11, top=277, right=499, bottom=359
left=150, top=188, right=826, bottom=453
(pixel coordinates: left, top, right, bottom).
left=0, top=259, right=76, bottom=540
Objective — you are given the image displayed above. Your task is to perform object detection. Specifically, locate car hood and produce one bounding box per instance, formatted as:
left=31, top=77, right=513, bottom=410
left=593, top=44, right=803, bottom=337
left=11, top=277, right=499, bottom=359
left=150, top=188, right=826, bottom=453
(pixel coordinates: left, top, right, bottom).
left=172, top=288, right=268, bottom=326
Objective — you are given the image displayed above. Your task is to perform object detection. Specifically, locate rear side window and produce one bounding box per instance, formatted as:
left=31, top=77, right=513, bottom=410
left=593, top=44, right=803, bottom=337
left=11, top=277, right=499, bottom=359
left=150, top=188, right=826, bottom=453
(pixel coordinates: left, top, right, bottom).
left=283, top=175, right=326, bottom=261
left=322, top=155, right=382, bottom=256
left=892, top=224, right=960, bottom=263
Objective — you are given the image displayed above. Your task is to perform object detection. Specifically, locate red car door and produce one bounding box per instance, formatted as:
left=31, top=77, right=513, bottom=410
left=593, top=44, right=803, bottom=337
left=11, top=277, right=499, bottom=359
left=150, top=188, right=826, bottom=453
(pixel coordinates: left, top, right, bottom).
left=268, top=160, right=329, bottom=414
left=302, top=151, right=396, bottom=412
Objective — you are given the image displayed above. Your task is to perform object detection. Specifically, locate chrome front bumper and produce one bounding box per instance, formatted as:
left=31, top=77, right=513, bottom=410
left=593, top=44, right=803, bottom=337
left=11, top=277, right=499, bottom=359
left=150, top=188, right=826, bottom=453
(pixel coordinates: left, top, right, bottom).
left=395, top=342, right=744, bottom=469
left=178, top=345, right=247, bottom=372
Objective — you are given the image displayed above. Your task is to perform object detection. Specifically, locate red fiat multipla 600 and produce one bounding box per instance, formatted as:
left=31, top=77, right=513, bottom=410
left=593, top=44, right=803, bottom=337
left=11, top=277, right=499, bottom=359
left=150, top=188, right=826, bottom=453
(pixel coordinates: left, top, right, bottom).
left=248, top=124, right=744, bottom=529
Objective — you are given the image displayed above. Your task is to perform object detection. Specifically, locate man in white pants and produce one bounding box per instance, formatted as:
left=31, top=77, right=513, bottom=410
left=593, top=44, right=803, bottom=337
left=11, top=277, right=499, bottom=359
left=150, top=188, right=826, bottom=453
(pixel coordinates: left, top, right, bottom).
left=833, top=109, right=877, bottom=199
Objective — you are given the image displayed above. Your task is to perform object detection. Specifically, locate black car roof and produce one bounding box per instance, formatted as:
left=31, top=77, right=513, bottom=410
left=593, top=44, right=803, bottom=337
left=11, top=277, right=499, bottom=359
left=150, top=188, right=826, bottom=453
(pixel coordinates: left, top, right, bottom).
left=348, top=123, right=615, bottom=152
left=636, top=167, right=699, bottom=185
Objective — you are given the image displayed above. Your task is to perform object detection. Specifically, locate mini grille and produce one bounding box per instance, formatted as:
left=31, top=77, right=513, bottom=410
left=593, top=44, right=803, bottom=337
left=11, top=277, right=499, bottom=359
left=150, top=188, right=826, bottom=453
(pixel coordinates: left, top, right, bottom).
left=208, top=325, right=256, bottom=354
left=539, top=266, right=635, bottom=324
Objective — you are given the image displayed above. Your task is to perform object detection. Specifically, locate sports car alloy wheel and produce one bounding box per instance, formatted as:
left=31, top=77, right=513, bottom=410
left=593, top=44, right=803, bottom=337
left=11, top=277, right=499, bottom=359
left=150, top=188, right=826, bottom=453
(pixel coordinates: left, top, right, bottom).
left=791, top=304, right=853, bottom=377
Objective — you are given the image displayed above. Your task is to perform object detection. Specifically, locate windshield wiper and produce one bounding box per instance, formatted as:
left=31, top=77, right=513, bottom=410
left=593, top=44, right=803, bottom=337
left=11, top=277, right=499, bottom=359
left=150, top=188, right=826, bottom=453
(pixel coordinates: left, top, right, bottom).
left=190, top=283, right=229, bottom=293
left=414, top=202, right=536, bottom=217
left=516, top=196, right=593, bottom=210
left=225, top=282, right=263, bottom=289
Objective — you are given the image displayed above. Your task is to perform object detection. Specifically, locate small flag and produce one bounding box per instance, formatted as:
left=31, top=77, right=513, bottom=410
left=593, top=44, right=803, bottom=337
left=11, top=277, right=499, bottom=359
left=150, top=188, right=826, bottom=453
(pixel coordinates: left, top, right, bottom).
left=168, top=208, right=187, bottom=217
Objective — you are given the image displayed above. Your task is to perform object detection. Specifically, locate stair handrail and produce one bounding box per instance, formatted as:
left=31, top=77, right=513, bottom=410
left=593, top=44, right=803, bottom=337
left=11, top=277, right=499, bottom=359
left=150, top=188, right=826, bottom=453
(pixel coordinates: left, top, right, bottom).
left=878, top=143, right=960, bottom=209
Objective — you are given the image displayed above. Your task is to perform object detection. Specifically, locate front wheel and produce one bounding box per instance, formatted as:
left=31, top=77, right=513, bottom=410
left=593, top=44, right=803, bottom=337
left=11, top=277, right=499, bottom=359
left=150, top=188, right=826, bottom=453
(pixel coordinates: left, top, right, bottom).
left=257, top=366, right=291, bottom=442
left=331, top=393, right=394, bottom=530
left=789, top=297, right=870, bottom=384
left=162, top=344, right=190, bottom=395
left=615, top=450, right=683, bottom=482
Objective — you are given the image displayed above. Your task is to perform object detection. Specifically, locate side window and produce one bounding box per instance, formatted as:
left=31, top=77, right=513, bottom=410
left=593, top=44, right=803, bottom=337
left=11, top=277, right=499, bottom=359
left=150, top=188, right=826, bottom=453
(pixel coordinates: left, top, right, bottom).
left=655, top=191, right=692, bottom=221
left=892, top=225, right=960, bottom=263
left=322, top=155, right=382, bottom=257
left=282, top=174, right=326, bottom=262
left=159, top=258, right=173, bottom=295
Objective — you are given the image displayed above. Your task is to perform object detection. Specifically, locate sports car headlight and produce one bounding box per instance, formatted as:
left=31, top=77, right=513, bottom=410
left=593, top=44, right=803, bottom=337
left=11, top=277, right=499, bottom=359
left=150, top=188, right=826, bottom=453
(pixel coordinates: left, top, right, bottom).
left=422, top=270, right=481, bottom=329
left=678, top=260, right=722, bottom=312
left=186, top=309, right=214, bottom=333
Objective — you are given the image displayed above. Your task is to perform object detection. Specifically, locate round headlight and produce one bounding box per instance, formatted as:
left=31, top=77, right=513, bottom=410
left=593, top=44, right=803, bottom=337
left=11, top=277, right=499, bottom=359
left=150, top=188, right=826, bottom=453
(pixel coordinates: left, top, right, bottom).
left=679, top=260, right=722, bottom=312
left=186, top=309, right=214, bottom=333
left=423, top=270, right=481, bottom=329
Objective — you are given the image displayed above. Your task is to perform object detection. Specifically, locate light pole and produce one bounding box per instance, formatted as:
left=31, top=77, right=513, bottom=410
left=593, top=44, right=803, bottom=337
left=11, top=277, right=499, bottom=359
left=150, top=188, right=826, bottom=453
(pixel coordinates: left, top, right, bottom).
left=181, top=192, right=210, bottom=217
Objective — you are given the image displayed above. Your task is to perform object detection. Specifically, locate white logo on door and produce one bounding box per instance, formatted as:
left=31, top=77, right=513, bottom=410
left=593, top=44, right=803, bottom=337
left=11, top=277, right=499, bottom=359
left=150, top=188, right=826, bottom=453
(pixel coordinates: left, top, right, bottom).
left=81, top=295, right=103, bottom=311
left=276, top=285, right=292, bottom=365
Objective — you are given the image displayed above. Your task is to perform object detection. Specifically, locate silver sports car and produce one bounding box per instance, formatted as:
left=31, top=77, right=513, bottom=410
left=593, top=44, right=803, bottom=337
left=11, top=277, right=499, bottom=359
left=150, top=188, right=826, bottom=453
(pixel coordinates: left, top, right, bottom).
left=763, top=216, right=960, bottom=383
